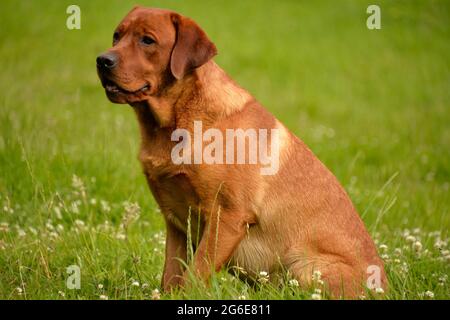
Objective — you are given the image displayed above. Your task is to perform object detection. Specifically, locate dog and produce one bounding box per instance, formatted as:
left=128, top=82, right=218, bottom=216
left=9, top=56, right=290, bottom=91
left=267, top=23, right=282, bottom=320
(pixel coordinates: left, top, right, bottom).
left=96, top=6, right=387, bottom=298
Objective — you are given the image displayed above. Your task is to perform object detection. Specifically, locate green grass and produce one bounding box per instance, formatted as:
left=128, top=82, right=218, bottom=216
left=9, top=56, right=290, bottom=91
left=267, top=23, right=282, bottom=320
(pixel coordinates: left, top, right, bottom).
left=0, top=0, right=449, bottom=300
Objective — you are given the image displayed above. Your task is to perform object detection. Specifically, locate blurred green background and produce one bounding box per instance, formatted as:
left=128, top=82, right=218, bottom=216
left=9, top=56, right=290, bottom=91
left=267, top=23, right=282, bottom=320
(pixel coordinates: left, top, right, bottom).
left=0, top=0, right=449, bottom=299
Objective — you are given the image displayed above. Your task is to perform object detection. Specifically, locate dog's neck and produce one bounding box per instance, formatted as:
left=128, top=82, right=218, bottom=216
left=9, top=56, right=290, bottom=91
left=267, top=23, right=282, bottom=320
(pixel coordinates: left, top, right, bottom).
left=132, top=61, right=253, bottom=141
left=185, top=61, right=253, bottom=121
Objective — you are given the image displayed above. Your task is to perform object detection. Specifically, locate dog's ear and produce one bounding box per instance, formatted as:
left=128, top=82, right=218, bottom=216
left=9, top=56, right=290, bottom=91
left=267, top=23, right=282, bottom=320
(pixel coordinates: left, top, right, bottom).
left=170, top=14, right=217, bottom=80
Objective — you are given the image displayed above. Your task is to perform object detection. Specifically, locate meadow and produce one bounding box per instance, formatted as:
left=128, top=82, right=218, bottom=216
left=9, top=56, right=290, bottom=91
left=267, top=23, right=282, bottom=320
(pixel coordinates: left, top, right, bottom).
left=0, top=0, right=449, bottom=299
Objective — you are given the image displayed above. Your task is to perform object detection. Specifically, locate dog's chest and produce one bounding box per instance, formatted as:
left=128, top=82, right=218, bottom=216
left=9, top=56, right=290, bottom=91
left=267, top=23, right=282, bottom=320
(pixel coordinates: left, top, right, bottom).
left=138, top=140, right=174, bottom=178
left=140, top=144, right=202, bottom=234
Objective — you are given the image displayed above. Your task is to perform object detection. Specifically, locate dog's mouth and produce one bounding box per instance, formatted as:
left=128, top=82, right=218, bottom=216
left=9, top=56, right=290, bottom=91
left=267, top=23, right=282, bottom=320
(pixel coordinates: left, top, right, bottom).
left=103, top=79, right=150, bottom=95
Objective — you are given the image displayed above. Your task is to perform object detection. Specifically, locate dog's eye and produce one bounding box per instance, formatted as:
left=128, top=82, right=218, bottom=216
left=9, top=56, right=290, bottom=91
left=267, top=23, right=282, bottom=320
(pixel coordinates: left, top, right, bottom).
left=113, top=32, right=120, bottom=44
left=141, top=36, right=155, bottom=46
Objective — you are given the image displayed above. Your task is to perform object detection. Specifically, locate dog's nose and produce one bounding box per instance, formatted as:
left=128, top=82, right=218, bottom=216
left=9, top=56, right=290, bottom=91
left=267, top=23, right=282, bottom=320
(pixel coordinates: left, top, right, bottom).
left=96, top=52, right=118, bottom=70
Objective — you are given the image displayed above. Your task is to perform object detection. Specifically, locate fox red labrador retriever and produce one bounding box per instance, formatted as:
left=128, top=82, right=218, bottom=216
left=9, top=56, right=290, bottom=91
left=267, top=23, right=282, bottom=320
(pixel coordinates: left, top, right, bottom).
left=96, top=6, right=387, bottom=298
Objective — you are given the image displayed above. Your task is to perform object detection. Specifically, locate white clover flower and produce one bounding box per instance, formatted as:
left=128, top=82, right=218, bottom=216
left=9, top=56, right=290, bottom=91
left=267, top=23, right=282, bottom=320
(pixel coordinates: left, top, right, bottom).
left=142, top=283, right=149, bottom=289
left=90, top=198, right=97, bottom=206
left=49, top=231, right=59, bottom=239
left=259, top=271, right=268, bottom=277
left=381, top=254, right=390, bottom=260
left=72, top=174, right=83, bottom=189
left=97, top=220, right=112, bottom=233
left=314, top=288, right=322, bottom=294
left=359, top=295, right=366, bottom=300
left=434, top=239, right=447, bottom=249
left=74, top=219, right=85, bottom=227
left=400, top=262, right=409, bottom=274
left=394, top=248, right=402, bottom=255
left=70, top=202, right=80, bottom=214
left=405, top=235, right=416, bottom=243
left=375, top=287, right=384, bottom=294
left=288, top=279, right=299, bottom=287
left=58, top=291, right=65, bottom=297
left=258, top=271, right=269, bottom=284
left=424, top=291, right=434, bottom=299
left=116, top=233, right=126, bottom=240
left=99, top=295, right=108, bottom=300
left=379, top=244, right=388, bottom=251
left=311, top=293, right=321, bottom=300
left=2, top=204, right=14, bottom=214
left=413, top=241, right=423, bottom=252
left=151, top=289, right=161, bottom=300
left=17, top=229, right=26, bottom=237
left=131, top=281, right=140, bottom=287
left=72, top=175, right=86, bottom=199
left=238, top=295, right=247, bottom=300
left=312, top=270, right=322, bottom=281
left=16, top=287, right=23, bottom=294
left=46, top=222, right=55, bottom=231
left=100, top=200, right=111, bottom=213
left=402, top=229, right=410, bottom=238
left=429, top=231, right=441, bottom=237
left=97, top=284, right=104, bottom=289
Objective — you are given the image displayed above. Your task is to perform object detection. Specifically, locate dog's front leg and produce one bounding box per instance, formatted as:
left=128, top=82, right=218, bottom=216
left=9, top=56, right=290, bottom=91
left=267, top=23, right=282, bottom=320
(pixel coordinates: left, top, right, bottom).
left=182, top=210, right=248, bottom=285
left=162, top=221, right=187, bottom=291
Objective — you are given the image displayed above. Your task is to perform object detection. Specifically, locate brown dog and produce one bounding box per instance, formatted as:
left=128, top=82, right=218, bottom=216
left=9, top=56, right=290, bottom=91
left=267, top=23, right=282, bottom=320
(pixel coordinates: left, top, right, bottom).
left=96, top=6, right=387, bottom=298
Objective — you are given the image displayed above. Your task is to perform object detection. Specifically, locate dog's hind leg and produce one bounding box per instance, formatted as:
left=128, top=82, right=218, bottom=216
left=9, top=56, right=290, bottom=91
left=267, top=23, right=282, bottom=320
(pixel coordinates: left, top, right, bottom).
left=286, top=256, right=365, bottom=299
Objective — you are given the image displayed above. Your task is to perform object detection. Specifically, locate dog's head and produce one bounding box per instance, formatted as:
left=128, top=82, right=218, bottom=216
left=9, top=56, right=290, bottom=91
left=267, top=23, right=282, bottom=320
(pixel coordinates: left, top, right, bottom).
left=97, top=7, right=217, bottom=104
